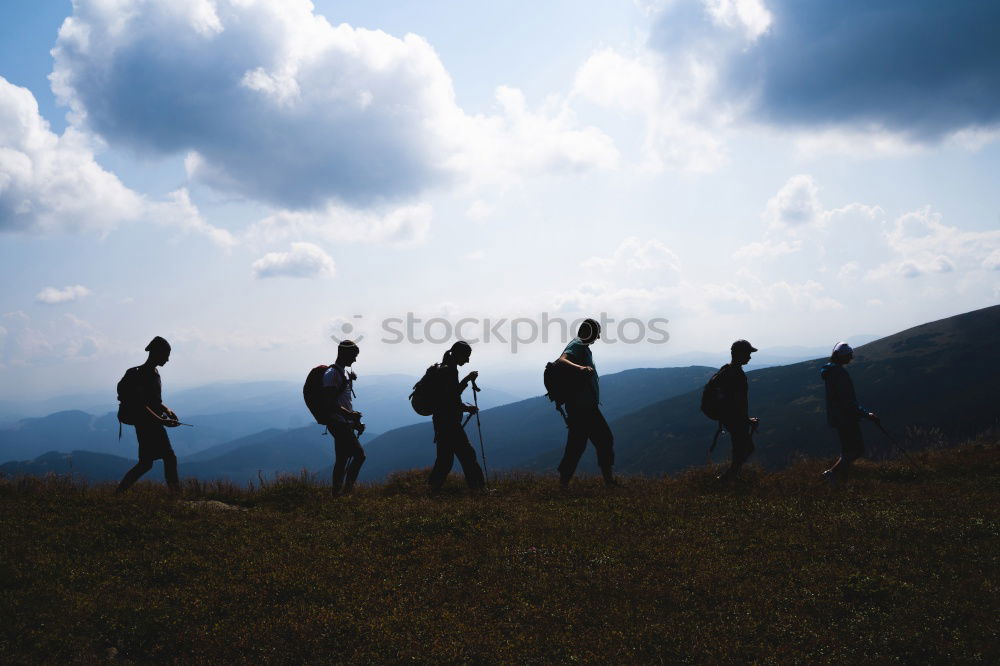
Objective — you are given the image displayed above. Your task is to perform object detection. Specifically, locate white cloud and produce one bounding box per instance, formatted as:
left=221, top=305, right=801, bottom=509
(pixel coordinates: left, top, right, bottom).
left=35, top=285, right=92, bottom=305
left=251, top=242, right=336, bottom=279
left=0, top=76, right=233, bottom=246
left=466, top=200, right=492, bottom=222
left=704, top=0, right=773, bottom=40
left=0, top=76, right=142, bottom=233
left=147, top=188, right=236, bottom=247
left=52, top=0, right=617, bottom=212
left=984, top=249, right=1000, bottom=271
left=573, top=48, right=726, bottom=173
left=733, top=239, right=801, bottom=260
left=582, top=236, right=683, bottom=288
left=246, top=202, right=432, bottom=247
left=868, top=206, right=1000, bottom=280
left=0, top=311, right=111, bottom=366
left=764, top=174, right=822, bottom=228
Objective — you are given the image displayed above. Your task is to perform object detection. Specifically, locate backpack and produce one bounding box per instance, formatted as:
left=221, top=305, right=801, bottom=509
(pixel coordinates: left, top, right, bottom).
left=409, top=364, right=445, bottom=416
left=700, top=367, right=727, bottom=421
left=303, top=365, right=351, bottom=425
left=543, top=361, right=576, bottom=407
left=116, top=367, right=143, bottom=426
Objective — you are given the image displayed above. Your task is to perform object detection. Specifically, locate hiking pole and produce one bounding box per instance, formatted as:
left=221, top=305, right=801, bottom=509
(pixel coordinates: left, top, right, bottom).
left=470, top=377, right=490, bottom=485
left=871, top=417, right=910, bottom=457
left=707, top=422, right=724, bottom=465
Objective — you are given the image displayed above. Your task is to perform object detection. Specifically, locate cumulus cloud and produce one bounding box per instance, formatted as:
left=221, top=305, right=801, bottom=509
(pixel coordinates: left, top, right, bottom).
left=763, top=174, right=822, bottom=228
left=573, top=47, right=726, bottom=172
left=869, top=207, right=1000, bottom=279
left=147, top=188, right=236, bottom=247
left=246, top=202, right=432, bottom=247
left=35, top=285, right=92, bottom=305
left=582, top=236, right=683, bottom=288
left=251, top=242, right=336, bottom=279
left=52, top=0, right=617, bottom=211
left=724, top=0, right=1000, bottom=140
left=0, top=76, right=233, bottom=245
left=0, top=76, right=142, bottom=233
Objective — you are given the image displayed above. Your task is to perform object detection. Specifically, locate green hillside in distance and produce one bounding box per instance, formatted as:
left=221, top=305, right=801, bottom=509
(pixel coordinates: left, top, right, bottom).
left=527, top=304, right=1000, bottom=476
left=1, top=441, right=997, bottom=663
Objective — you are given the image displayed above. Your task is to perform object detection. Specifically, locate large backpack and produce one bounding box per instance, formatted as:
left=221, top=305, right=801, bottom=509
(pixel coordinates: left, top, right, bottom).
left=543, top=361, right=576, bottom=407
left=303, top=365, right=351, bottom=425
left=699, top=367, right=727, bottom=421
left=116, top=367, right=144, bottom=426
left=409, top=364, right=445, bottom=416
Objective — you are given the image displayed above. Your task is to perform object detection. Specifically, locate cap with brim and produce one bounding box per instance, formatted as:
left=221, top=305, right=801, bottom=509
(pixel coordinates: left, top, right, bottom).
left=731, top=339, right=758, bottom=353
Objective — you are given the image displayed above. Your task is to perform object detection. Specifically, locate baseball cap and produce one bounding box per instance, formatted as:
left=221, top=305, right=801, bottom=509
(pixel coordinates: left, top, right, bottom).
left=731, top=339, right=758, bottom=354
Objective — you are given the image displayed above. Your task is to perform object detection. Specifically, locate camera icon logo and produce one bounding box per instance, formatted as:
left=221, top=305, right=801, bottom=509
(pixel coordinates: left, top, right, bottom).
left=329, top=315, right=365, bottom=344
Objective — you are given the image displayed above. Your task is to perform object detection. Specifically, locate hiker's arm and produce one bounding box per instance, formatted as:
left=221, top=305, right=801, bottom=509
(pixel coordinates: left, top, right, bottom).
left=144, top=405, right=178, bottom=426
left=459, top=370, right=479, bottom=392
left=338, top=405, right=361, bottom=419
left=558, top=353, right=594, bottom=374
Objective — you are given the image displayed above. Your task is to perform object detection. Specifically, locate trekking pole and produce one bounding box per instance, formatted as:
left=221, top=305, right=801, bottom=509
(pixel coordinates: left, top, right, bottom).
left=872, top=417, right=909, bottom=456
left=707, top=422, right=725, bottom=465
left=470, top=377, right=490, bottom=485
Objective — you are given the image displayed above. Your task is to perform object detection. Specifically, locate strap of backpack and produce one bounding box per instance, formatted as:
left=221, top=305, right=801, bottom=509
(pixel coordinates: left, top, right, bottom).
left=555, top=403, right=568, bottom=428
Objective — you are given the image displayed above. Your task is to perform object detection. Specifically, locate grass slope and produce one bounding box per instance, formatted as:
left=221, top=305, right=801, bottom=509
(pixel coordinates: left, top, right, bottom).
left=1, top=440, right=997, bottom=663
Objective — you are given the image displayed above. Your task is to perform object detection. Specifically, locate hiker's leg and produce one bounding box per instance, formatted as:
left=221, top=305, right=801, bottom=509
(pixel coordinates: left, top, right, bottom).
left=589, top=408, right=616, bottom=484
left=428, top=425, right=456, bottom=490
left=452, top=429, right=484, bottom=489
left=342, top=433, right=366, bottom=493
left=118, top=424, right=160, bottom=493
left=721, top=420, right=752, bottom=480
left=162, top=449, right=180, bottom=492
left=558, top=404, right=589, bottom=483
left=330, top=423, right=356, bottom=493
left=117, top=458, right=154, bottom=493
left=331, top=455, right=348, bottom=494
left=837, top=423, right=864, bottom=481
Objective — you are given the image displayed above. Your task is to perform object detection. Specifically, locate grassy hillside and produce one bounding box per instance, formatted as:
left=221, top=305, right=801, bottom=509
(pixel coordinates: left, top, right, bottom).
left=1, top=440, right=997, bottom=663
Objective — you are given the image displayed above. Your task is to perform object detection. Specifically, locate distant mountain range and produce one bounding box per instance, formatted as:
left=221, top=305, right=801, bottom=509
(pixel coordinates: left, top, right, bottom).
left=2, top=306, right=997, bottom=485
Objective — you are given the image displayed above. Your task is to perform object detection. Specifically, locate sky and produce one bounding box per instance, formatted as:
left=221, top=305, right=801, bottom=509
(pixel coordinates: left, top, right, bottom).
left=1, top=0, right=999, bottom=399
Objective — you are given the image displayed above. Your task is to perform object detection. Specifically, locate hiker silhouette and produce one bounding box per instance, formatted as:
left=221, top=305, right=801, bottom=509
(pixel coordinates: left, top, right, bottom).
left=821, top=342, right=879, bottom=483
left=323, top=339, right=365, bottom=495
left=555, top=319, right=618, bottom=488
left=710, top=340, right=760, bottom=482
left=426, top=341, right=485, bottom=492
left=115, top=336, right=181, bottom=493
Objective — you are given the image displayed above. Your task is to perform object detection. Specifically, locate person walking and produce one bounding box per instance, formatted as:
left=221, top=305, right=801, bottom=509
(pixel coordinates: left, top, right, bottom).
left=324, top=339, right=366, bottom=495
left=427, top=341, right=485, bottom=493
left=116, top=336, right=182, bottom=494
left=555, top=318, right=617, bottom=488
left=821, top=342, right=878, bottom=483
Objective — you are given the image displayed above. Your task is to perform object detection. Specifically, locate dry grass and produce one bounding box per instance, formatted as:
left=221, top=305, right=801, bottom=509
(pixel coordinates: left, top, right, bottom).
left=1, top=439, right=998, bottom=664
